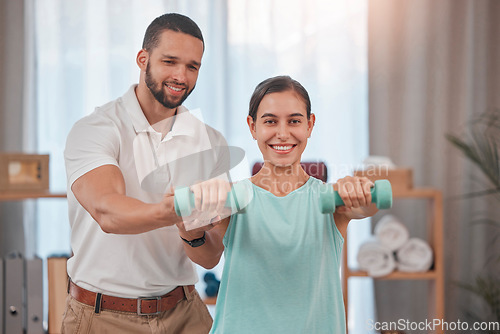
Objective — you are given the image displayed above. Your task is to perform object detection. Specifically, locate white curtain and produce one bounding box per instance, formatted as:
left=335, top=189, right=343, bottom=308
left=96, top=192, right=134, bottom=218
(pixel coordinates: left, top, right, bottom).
left=30, top=1, right=371, bottom=331
left=368, top=0, right=500, bottom=325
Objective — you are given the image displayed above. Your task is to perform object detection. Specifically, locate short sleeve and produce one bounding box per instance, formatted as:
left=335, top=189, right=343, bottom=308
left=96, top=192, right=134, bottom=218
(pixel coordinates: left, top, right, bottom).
left=64, top=112, right=120, bottom=187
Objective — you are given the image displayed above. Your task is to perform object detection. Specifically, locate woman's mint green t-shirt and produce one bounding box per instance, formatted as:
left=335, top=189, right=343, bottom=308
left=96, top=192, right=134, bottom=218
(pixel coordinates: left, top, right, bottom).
left=210, top=177, right=346, bottom=334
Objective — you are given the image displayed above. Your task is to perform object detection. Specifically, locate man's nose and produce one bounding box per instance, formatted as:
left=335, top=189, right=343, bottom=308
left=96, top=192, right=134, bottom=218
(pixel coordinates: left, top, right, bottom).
left=171, top=65, right=187, bottom=83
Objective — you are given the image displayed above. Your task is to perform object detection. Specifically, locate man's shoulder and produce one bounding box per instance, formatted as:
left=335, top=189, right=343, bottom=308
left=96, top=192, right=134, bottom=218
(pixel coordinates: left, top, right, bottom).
left=76, top=85, right=136, bottom=127
left=67, top=99, right=126, bottom=148
left=75, top=93, right=130, bottom=128
left=204, top=122, right=227, bottom=144
left=177, top=106, right=228, bottom=145
left=72, top=106, right=119, bottom=131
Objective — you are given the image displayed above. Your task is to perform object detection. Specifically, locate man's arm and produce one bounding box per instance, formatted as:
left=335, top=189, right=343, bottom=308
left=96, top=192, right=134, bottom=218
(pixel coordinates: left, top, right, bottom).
left=72, top=164, right=182, bottom=234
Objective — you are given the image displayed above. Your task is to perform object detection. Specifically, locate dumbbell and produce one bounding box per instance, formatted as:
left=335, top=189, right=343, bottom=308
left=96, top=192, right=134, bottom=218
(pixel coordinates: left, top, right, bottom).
left=319, top=179, right=393, bottom=213
left=174, top=182, right=250, bottom=217
left=204, top=272, right=220, bottom=297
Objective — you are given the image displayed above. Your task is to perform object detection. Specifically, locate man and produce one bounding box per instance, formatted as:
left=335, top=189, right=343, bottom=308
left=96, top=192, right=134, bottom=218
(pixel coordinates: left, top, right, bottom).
left=63, top=13, right=228, bottom=333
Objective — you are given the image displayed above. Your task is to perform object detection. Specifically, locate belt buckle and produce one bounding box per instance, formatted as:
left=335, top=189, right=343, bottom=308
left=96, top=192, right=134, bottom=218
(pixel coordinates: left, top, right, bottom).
left=137, top=296, right=162, bottom=315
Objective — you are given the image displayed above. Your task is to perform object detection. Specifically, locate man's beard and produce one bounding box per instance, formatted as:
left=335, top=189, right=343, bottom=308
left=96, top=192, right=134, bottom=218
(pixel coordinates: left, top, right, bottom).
left=145, top=63, right=194, bottom=109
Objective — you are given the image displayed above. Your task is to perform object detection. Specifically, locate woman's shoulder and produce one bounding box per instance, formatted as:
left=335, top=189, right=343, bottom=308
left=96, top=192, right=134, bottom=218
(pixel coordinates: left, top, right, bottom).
left=302, top=176, right=327, bottom=193
left=306, top=176, right=325, bottom=185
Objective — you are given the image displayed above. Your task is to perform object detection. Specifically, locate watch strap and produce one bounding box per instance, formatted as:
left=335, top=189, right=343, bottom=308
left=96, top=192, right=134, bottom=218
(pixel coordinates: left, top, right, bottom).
left=180, top=232, right=206, bottom=247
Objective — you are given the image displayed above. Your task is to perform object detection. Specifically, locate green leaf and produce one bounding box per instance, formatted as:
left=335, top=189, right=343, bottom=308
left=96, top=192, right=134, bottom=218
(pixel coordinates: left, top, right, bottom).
left=446, top=110, right=500, bottom=190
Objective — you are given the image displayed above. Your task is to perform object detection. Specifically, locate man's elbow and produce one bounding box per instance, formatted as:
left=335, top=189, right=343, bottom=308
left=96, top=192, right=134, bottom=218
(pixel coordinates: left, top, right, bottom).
left=95, top=219, right=115, bottom=234
left=199, top=260, right=218, bottom=270
left=99, top=222, right=117, bottom=234
left=93, top=210, right=120, bottom=234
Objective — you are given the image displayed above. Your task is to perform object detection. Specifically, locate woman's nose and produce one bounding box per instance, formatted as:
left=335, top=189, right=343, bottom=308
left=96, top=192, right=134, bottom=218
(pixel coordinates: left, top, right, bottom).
left=276, top=124, right=289, bottom=140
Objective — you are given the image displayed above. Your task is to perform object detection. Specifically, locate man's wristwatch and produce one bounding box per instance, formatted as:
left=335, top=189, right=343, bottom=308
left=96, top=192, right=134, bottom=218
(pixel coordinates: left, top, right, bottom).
left=180, top=232, right=206, bottom=247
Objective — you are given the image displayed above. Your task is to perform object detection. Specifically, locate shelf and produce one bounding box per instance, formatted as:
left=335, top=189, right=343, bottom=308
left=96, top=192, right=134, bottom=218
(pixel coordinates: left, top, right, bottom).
left=0, top=191, right=66, bottom=201
left=343, top=187, right=444, bottom=334
left=346, top=270, right=437, bottom=280
left=204, top=297, right=217, bottom=305
left=393, top=188, right=439, bottom=198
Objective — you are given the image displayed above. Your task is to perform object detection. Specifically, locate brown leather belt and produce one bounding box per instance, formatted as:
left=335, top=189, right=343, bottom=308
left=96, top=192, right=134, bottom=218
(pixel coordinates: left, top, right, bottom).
left=69, top=281, right=195, bottom=315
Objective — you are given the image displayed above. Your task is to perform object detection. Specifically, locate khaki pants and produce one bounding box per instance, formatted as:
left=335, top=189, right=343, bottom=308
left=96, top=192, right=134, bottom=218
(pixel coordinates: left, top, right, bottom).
left=61, top=287, right=213, bottom=334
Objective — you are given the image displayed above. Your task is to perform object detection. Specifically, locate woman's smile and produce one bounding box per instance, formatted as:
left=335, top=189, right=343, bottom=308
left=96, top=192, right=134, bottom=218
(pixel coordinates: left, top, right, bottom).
left=268, top=144, right=297, bottom=154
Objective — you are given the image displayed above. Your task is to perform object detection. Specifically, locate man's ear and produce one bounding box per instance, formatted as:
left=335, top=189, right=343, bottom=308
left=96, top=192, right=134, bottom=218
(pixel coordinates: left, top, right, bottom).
left=136, top=49, right=149, bottom=71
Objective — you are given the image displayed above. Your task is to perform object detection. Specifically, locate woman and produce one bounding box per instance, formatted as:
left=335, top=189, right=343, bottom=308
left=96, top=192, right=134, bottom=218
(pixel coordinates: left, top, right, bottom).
left=208, top=75, right=378, bottom=333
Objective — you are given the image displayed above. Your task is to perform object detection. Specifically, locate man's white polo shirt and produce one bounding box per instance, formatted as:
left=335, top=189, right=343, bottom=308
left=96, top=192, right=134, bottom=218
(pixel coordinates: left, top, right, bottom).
left=64, top=84, right=228, bottom=298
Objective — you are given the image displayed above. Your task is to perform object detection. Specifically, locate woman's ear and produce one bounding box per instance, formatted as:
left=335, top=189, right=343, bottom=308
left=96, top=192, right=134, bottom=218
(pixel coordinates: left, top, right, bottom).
left=136, top=49, right=149, bottom=71
left=307, top=113, right=316, bottom=137
left=247, top=115, right=257, bottom=140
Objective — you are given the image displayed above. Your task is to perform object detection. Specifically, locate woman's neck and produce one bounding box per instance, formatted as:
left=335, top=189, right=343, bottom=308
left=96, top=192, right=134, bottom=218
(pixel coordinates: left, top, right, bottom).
left=251, top=161, right=310, bottom=197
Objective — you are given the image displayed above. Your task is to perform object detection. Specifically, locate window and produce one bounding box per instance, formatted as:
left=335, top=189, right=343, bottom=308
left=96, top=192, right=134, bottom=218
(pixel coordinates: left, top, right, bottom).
left=31, top=1, right=371, bottom=331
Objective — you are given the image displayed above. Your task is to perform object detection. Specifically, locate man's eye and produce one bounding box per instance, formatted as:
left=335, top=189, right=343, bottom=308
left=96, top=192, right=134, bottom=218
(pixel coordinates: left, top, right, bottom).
left=264, top=119, right=276, bottom=124
left=290, top=119, right=301, bottom=124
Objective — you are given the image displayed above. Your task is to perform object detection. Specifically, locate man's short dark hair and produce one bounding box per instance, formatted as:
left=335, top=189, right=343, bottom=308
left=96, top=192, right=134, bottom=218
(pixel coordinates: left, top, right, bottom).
left=142, top=13, right=204, bottom=52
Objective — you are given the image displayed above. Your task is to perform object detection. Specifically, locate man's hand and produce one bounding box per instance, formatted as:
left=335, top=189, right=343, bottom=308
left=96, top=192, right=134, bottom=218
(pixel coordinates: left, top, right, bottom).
left=176, top=214, right=227, bottom=241
left=174, top=179, right=233, bottom=269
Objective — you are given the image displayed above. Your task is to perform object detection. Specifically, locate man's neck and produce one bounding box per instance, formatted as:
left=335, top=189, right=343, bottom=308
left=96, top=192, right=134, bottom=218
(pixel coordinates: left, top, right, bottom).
left=152, top=109, right=178, bottom=139
left=135, top=84, right=178, bottom=137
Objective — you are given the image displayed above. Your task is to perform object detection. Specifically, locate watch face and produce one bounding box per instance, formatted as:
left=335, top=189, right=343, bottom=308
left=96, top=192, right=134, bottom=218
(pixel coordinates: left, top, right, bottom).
left=181, top=233, right=206, bottom=247
left=189, top=237, right=206, bottom=247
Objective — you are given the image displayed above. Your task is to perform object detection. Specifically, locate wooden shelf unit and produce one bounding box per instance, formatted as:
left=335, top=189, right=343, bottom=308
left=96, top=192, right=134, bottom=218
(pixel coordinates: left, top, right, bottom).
left=342, top=188, right=444, bottom=333
left=0, top=191, right=66, bottom=201
left=0, top=190, right=67, bottom=333
left=204, top=296, right=217, bottom=305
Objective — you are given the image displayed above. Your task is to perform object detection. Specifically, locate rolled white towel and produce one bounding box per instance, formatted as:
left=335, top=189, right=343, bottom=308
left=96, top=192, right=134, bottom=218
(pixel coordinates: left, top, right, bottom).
left=356, top=238, right=396, bottom=277
left=396, top=238, right=433, bottom=272
left=374, top=215, right=409, bottom=251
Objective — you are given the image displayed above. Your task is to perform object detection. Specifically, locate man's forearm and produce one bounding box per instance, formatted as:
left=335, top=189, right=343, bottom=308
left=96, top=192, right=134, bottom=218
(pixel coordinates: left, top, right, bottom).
left=93, top=193, right=182, bottom=234
left=178, top=219, right=228, bottom=269
left=181, top=231, right=224, bottom=269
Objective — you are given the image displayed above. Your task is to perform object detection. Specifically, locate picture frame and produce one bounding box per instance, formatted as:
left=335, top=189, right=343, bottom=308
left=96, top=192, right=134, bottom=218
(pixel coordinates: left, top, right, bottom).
left=0, top=154, right=49, bottom=192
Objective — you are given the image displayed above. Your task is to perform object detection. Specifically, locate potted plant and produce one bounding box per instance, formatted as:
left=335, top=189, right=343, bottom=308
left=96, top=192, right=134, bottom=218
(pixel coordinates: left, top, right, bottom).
left=446, top=109, right=500, bottom=332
